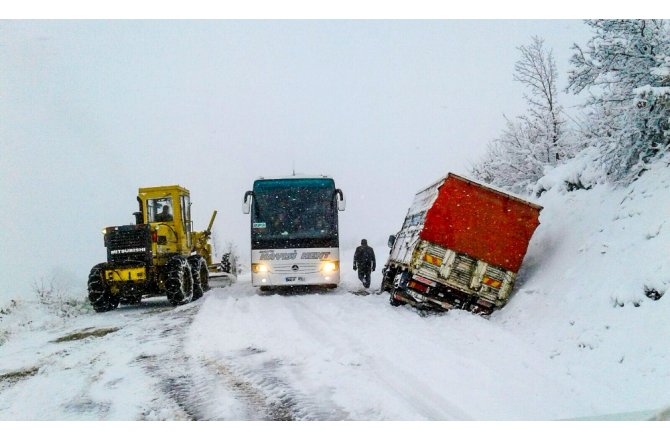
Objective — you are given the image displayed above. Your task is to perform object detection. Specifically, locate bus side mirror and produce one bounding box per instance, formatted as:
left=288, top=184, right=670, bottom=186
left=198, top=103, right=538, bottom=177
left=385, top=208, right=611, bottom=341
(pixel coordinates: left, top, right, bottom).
left=335, top=189, right=346, bottom=211
left=388, top=234, right=396, bottom=248
left=243, top=191, right=254, bottom=215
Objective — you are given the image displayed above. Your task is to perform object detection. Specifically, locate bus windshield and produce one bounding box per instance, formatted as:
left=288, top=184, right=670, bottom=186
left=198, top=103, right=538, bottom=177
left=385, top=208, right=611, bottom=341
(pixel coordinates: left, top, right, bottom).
left=251, top=178, right=338, bottom=249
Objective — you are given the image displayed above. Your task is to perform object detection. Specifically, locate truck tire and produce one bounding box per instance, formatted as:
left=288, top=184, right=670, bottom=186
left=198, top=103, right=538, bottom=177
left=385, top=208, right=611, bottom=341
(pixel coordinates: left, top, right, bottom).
left=88, top=263, right=120, bottom=313
left=188, top=255, right=209, bottom=300
left=380, top=268, right=394, bottom=292
left=389, top=289, right=403, bottom=307
left=165, top=256, right=194, bottom=306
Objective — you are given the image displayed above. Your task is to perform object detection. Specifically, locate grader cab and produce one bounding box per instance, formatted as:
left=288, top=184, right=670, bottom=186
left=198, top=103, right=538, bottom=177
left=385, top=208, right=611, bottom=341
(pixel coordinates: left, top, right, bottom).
left=87, top=185, right=229, bottom=312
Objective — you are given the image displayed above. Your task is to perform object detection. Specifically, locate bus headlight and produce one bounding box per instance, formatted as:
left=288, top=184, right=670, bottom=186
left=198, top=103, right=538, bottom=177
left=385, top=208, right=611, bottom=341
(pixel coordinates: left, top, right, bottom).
left=321, top=261, right=339, bottom=273
left=252, top=263, right=269, bottom=273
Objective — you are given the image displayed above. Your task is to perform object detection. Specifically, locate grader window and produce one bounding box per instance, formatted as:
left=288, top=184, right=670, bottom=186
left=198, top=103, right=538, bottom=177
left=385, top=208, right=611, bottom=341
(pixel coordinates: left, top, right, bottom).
left=148, top=198, right=174, bottom=222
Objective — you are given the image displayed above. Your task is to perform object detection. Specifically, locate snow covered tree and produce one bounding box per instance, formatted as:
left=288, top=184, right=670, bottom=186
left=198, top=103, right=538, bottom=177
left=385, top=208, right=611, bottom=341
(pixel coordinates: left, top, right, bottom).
left=471, top=117, right=545, bottom=194
left=567, top=20, right=670, bottom=183
left=514, top=36, right=571, bottom=165
left=471, top=37, right=572, bottom=194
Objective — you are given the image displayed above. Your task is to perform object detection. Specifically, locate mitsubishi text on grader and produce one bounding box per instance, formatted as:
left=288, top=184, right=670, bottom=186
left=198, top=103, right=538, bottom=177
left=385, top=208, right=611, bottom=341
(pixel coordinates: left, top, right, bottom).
left=87, top=185, right=228, bottom=312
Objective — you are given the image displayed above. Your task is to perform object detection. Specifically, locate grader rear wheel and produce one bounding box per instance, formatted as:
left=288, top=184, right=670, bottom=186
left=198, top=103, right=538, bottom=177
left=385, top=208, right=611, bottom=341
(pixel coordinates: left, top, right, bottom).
left=88, top=263, right=120, bottom=313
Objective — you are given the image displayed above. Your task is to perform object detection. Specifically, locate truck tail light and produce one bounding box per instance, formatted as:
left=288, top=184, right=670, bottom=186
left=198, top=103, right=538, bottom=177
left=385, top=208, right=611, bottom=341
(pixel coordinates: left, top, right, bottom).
left=152, top=231, right=158, bottom=242
left=423, top=254, right=443, bottom=267
left=482, top=276, right=502, bottom=288
left=408, top=280, right=429, bottom=293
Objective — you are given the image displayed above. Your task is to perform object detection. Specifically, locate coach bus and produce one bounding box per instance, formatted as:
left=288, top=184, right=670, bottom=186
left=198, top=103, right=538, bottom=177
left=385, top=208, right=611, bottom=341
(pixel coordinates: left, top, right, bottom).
left=243, top=175, right=345, bottom=289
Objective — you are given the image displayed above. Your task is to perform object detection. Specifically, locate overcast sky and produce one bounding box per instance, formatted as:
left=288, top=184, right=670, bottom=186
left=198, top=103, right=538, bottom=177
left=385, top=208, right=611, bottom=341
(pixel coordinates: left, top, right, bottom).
left=0, top=20, right=594, bottom=298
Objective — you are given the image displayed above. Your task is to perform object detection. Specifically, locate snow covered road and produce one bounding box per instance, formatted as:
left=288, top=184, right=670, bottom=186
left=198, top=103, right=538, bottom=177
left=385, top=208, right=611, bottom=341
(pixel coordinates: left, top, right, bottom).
left=0, top=274, right=596, bottom=421
left=0, top=296, right=205, bottom=420
left=185, top=278, right=592, bottom=421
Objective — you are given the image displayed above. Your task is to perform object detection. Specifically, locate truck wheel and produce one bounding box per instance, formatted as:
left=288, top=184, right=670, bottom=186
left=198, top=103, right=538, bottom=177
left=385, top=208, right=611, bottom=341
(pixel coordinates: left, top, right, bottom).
left=389, top=289, right=403, bottom=307
left=381, top=272, right=394, bottom=292
left=380, top=267, right=391, bottom=292
left=165, top=256, right=194, bottom=306
left=188, top=255, right=209, bottom=300
left=88, top=263, right=120, bottom=313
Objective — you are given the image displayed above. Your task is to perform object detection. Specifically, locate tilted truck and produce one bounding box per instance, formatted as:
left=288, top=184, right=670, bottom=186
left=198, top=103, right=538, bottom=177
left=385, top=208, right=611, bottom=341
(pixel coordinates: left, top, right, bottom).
left=381, top=173, right=542, bottom=315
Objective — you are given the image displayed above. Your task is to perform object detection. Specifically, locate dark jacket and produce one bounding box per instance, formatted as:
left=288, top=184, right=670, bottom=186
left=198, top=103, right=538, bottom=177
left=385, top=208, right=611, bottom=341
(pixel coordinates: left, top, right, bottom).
left=354, top=245, right=376, bottom=271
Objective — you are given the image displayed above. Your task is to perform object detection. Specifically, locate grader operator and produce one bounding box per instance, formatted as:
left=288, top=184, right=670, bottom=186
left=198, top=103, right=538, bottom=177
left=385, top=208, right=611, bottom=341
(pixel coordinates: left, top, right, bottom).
left=87, top=185, right=224, bottom=312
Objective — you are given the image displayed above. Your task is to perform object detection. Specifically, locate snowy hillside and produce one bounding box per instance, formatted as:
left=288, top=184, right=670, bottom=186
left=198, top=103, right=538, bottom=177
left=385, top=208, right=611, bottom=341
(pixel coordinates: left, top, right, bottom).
left=495, top=150, right=670, bottom=418
left=1, top=153, right=669, bottom=421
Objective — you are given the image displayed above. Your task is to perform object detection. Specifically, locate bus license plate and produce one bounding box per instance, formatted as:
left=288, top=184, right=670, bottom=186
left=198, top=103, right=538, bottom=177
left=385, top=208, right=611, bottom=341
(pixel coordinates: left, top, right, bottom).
left=285, top=276, right=305, bottom=282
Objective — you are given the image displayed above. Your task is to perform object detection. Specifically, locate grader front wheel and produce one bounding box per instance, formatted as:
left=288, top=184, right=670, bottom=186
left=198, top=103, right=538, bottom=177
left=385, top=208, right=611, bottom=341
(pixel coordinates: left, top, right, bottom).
left=188, top=255, right=209, bottom=300
left=165, top=256, right=194, bottom=306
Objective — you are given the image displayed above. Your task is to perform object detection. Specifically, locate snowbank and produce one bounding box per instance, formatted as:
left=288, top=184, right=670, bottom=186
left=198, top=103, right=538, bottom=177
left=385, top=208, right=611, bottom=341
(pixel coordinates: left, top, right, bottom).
left=497, top=152, right=670, bottom=417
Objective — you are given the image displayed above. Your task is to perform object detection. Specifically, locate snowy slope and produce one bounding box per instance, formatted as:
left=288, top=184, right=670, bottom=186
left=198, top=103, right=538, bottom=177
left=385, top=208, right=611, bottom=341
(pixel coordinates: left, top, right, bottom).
left=1, top=154, right=669, bottom=421
left=494, top=151, right=670, bottom=418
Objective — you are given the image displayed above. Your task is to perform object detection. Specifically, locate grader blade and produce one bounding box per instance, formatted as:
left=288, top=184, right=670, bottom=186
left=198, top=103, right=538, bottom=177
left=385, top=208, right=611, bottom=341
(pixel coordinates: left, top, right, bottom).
left=209, top=272, right=235, bottom=288
left=208, top=263, right=236, bottom=288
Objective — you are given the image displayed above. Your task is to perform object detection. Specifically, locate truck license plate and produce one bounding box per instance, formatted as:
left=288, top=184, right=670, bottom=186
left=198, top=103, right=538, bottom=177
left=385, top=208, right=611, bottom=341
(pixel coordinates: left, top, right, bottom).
left=285, top=277, right=305, bottom=282
left=409, top=290, right=426, bottom=302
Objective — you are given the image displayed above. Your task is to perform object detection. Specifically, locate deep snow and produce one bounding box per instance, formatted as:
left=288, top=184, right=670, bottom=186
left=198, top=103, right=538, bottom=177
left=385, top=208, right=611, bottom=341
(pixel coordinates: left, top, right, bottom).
left=1, top=153, right=670, bottom=422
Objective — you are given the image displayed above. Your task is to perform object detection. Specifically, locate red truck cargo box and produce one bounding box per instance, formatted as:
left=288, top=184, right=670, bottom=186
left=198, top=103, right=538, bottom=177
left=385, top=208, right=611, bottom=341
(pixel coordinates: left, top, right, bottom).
left=419, top=174, right=542, bottom=273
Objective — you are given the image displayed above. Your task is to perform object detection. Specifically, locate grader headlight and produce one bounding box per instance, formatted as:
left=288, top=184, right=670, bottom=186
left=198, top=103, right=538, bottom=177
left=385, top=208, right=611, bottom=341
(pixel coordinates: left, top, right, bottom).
left=102, top=227, right=111, bottom=245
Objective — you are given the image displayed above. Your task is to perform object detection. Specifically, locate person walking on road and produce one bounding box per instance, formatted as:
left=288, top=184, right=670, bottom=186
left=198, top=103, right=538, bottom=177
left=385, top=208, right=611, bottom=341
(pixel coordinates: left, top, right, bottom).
left=353, top=239, right=376, bottom=289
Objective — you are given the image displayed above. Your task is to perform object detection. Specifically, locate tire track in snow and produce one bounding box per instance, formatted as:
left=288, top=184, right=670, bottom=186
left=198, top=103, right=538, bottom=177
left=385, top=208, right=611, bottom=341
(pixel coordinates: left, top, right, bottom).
left=200, top=346, right=349, bottom=420
left=131, top=301, right=211, bottom=420
left=202, top=356, right=296, bottom=421
left=129, top=291, right=310, bottom=421
left=188, top=289, right=350, bottom=420
left=288, top=297, right=473, bottom=420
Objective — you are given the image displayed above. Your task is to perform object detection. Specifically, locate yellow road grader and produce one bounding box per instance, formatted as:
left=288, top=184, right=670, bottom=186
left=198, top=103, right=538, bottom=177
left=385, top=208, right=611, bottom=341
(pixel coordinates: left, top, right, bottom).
left=87, top=185, right=231, bottom=312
